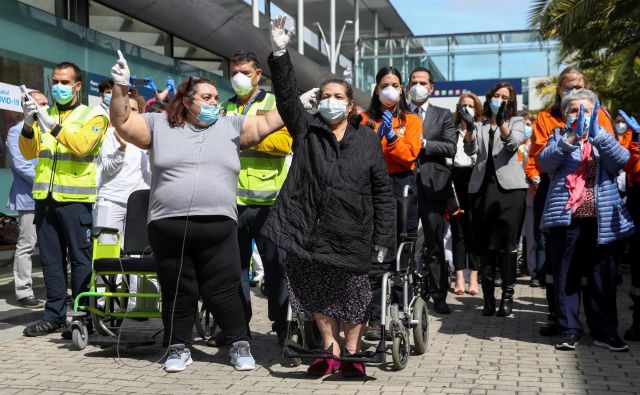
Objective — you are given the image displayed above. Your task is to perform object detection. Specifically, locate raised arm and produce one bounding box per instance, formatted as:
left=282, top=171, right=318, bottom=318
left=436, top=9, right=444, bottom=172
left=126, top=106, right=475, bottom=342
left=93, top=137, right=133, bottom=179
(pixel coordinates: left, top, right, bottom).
left=109, top=51, right=151, bottom=149
left=240, top=109, right=285, bottom=149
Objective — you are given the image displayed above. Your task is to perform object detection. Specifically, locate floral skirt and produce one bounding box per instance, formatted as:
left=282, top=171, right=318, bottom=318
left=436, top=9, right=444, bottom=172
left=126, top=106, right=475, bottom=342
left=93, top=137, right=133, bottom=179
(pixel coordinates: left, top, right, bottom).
left=285, top=254, right=372, bottom=324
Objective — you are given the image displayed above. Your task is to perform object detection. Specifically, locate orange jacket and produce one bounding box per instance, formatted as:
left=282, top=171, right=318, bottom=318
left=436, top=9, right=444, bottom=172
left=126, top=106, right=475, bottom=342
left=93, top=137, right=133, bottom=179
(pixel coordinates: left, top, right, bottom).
left=525, top=154, right=540, bottom=180
left=624, top=140, right=640, bottom=186
left=530, top=107, right=614, bottom=160
left=361, top=112, right=422, bottom=174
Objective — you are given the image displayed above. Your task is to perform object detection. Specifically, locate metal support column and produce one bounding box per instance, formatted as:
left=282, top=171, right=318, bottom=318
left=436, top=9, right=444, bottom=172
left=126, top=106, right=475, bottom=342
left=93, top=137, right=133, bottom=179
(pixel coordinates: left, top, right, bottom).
left=353, top=0, right=360, bottom=87
left=297, top=0, right=304, bottom=55
left=252, top=0, right=259, bottom=28
left=373, top=11, right=379, bottom=77
left=330, top=0, right=336, bottom=74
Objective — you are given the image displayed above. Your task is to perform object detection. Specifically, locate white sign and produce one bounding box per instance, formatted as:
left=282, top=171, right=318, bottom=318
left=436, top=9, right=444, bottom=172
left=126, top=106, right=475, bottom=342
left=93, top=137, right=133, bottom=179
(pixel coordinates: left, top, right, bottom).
left=0, top=82, right=23, bottom=113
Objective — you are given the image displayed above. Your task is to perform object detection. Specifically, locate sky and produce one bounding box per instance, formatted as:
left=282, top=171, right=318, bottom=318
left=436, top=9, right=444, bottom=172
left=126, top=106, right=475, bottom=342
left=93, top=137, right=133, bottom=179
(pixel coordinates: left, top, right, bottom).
left=391, top=0, right=534, bottom=35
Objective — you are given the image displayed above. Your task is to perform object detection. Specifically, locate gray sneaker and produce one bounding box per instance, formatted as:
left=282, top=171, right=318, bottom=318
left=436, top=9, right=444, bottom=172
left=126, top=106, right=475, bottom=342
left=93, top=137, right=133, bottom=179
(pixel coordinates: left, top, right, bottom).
left=163, top=344, right=193, bottom=373
left=229, top=341, right=255, bottom=371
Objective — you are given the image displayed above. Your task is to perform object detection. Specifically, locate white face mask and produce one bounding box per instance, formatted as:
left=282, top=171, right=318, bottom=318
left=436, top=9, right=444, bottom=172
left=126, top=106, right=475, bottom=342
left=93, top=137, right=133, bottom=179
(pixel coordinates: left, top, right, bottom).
left=231, top=72, right=254, bottom=97
left=615, top=122, right=628, bottom=135
left=379, top=86, right=401, bottom=107
left=409, top=84, right=430, bottom=103
left=462, top=106, right=475, bottom=118
left=318, top=98, right=348, bottom=125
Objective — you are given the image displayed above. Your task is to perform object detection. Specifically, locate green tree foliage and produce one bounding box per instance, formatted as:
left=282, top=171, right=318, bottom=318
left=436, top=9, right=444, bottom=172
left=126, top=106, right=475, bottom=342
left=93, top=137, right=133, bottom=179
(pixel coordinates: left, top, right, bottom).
left=529, top=0, right=640, bottom=116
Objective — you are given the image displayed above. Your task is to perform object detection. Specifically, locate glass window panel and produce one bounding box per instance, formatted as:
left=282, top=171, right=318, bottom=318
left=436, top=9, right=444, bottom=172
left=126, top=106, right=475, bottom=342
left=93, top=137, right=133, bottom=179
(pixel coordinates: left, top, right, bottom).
left=17, top=0, right=54, bottom=14
left=501, top=50, right=550, bottom=79
left=453, top=53, right=499, bottom=81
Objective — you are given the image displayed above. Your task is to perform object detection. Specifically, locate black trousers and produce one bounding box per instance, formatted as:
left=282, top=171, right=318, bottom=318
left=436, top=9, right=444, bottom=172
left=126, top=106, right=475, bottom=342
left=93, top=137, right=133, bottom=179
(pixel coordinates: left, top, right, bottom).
left=35, top=198, right=93, bottom=324
left=237, top=205, right=288, bottom=325
left=148, top=216, right=249, bottom=348
left=417, top=181, right=448, bottom=301
left=627, top=186, right=640, bottom=291
left=548, top=218, right=621, bottom=338
left=450, top=166, right=477, bottom=271
left=533, top=174, right=555, bottom=318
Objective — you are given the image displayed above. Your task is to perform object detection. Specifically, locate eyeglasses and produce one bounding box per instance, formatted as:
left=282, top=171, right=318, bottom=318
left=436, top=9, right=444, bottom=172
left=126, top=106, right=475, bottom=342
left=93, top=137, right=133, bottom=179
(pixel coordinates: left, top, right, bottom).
left=562, top=84, right=584, bottom=92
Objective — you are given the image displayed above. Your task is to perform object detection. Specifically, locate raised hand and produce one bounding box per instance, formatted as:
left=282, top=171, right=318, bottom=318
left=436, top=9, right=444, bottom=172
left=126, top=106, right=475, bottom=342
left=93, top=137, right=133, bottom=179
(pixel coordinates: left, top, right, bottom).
left=377, top=110, right=396, bottom=141
left=21, top=95, right=38, bottom=128
left=270, top=16, right=295, bottom=57
left=456, top=104, right=475, bottom=132
left=299, top=87, right=319, bottom=110
left=111, top=50, right=130, bottom=87
left=166, top=76, right=176, bottom=96
left=144, top=76, right=157, bottom=92
left=571, top=104, right=586, bottom=138
left=589, top=101, right=600, bottom=138
left=619, top=109, right=640, bottom=132
left=495, top=101, right=506, bottom=127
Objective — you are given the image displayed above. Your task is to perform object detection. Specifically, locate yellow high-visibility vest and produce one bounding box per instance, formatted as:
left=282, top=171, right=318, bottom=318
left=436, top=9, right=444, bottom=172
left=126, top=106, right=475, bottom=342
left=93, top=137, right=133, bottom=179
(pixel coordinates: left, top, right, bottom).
left=32, top=105, right=106, bottom=203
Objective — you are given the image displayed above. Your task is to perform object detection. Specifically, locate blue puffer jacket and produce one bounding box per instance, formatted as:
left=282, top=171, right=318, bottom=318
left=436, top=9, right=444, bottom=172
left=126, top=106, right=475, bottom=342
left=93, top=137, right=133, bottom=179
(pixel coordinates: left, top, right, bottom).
left=538, top=127, right=635, bottom=244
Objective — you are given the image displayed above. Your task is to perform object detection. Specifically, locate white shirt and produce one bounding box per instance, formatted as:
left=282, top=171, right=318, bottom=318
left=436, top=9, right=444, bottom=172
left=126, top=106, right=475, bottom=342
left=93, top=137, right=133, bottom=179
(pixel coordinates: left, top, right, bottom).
left=454, top=130, right=476, bottom=167
left=97, top=127, right=151, bottom=204
left=408, top=100, right=429, bottom=121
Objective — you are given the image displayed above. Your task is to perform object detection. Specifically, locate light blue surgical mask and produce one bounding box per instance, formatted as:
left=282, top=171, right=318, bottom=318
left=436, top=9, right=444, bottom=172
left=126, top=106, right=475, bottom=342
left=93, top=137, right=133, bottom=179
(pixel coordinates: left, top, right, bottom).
left=318, top=98, right=348, bottom=125
left=52, top=83, right=76, bottom=105
left=524, top=126, right=532, bottom=139
left=490, top=99, right=503, bottom=115
left=194, top=101, right=221, bottom=126
left=102, top=94, right=112, bottom=107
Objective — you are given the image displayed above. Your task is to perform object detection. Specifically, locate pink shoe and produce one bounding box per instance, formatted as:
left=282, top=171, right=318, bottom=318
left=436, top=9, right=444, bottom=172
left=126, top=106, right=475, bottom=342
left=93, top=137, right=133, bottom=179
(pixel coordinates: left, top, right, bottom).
left=307, top=357, right=340, bottom=376
left=340, top=361, right=366, bottom=377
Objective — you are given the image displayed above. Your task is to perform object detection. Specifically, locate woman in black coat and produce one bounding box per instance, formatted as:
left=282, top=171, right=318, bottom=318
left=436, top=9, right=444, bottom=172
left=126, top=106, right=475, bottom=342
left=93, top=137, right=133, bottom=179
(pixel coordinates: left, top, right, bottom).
left=262, top=17, right=395, bottom=377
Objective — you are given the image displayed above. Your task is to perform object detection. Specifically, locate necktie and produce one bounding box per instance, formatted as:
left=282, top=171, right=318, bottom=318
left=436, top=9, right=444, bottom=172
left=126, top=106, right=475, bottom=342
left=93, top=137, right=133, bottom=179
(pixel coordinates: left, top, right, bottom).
left=415, top=106, right=424, bottom=121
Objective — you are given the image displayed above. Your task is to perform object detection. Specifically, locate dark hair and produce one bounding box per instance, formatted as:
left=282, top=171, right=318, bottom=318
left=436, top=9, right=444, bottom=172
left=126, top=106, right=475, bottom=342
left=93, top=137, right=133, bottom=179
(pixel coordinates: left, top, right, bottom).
left=145, top=101, right=166, bottom=113
left=550, top=66, right=588, bottom=118
left=54, top=61, right=82, bottom=83
left=98, top=79, right=114, bottom=94
left=409, top=67, right=433, bottom=84
left=317, top=78, right=357, bottom=122
left=453, top=92, right=483, bottom=125
left=367, top=66, right=409, bottom=126
left=167, top=76, right=216, bottom=128
left=128, top=89, right=145, bottom=112
left=230, top=50, right=260, bottom=70
left=483, top=82, right=518, bottom=121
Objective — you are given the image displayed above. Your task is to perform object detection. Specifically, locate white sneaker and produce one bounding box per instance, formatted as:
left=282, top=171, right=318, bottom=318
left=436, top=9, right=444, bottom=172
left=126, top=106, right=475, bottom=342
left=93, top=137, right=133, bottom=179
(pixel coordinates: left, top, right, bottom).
left=163, top=344, right=193, bottom=373
left=229, top=340, right=256, bottom=371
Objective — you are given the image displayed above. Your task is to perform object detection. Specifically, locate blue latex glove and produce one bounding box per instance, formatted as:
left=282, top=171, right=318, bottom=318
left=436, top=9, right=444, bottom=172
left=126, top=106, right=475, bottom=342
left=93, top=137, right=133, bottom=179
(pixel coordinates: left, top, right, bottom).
left=129, top=74, right=136, bottom=88
left=166, top=76, right=176, bottom=96
left=572, top=104, right=586, bottom=138
left=377, top=110, right=396, bottom=141
left=588, top=101, right=600, bottom=139
left=144, top=76, right=157, bottom=92
left=619, top=109, right=640, bottom=132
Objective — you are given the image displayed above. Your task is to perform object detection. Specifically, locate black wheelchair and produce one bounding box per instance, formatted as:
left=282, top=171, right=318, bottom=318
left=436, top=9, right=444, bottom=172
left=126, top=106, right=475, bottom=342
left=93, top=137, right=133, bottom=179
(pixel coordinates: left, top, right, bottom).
left=283, top=185, right=429, bottom=370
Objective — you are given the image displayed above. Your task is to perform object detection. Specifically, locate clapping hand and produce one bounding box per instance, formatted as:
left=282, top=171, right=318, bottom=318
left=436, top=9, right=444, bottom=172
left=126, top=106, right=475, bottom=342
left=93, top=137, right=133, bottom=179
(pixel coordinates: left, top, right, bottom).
left=270, top=16, right=295, bottom=57
left=572, top=104, right=586, bottom=139
left=456, top=104, right=475, bottom=132
left=495, top=101, right=506, bottom=127
left=588, top=101, right=601, bottom=139
left=166, top=76, right=176, bottom=96
left=377, top=110, right=396, bottom=141
left=619, top=109, right=640, bottom=132
left=144, top=76, right=157, bottom=92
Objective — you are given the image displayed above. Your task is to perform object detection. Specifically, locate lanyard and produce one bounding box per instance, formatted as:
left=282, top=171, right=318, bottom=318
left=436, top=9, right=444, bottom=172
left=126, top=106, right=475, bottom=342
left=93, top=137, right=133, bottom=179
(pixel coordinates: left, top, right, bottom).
left=238, top=90, right=263, bottom=116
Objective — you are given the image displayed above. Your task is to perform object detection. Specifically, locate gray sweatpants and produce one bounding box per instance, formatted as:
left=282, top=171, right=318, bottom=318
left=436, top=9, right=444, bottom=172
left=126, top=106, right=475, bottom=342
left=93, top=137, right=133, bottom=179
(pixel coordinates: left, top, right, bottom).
left=13, top=210, right=37, bottom=299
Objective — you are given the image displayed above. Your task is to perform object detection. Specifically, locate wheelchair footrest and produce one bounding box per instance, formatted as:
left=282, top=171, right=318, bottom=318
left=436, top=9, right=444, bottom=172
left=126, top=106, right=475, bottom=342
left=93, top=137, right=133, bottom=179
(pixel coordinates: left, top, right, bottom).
left=335, top=351, right=384, bottom=364
left=89, top=334, right=157, bottom=348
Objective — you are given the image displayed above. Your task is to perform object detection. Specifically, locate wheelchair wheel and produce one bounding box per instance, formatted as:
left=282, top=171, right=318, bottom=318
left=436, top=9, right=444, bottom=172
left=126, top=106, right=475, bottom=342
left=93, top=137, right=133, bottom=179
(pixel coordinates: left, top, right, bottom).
left=287, top=323, right=303, bottom=367
left=391, top=329, right=410, bottom=370
left=412, top=297, right=429, bottom=354
left=72, top=323, right=89, bottom=350
left=195, top=301, right=217, bottom=341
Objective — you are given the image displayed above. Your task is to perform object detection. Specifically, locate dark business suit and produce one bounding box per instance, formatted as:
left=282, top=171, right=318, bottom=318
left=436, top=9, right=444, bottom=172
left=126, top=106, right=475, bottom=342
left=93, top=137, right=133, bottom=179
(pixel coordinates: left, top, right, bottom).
left=413, top=102, right=457, bottom=304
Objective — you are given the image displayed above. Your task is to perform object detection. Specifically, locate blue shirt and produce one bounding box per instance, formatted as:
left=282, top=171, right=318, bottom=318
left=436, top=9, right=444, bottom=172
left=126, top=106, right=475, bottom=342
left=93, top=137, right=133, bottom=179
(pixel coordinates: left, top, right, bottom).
left=6, top=121, right=37, bottom=211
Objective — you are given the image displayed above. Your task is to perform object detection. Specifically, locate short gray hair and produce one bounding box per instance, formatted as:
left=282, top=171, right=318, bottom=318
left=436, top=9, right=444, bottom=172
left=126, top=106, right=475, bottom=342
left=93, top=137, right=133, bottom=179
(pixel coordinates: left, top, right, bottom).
left=561, top=89, right=598, bottom=116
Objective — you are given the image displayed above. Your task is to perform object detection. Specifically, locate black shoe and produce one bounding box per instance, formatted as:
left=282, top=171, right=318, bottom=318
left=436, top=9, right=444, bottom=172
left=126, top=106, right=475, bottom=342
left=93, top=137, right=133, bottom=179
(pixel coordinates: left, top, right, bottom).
left=624, top=322, right=640, bottom=342
left=17, top=296, right=44, bottom=309
left=23, top=319, right=65, bottom=337
left=555, top=333, right=580, bottom=350
left=496, top=298, right=513, bottom=317
left=539, top=323, right=558, bottom=337
left=432, top=299, right=451, bottom=314
left=593, top=335, right=630, bottom=352
left=482, top=298, right=496, bottom=316
left=272, top=321, right=288, bottom=346
left=530, top=278, right=541, bottom=288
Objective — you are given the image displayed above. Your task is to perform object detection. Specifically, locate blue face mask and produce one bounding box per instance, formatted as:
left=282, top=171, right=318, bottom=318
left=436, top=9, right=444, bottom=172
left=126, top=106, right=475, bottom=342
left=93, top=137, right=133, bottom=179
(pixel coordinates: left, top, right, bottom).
left=194, top=101, right=221, bottom=126
left=102, top=94, right=111, bottom=106
left=490, top=99, right=503, bottom=115
left=52, top=83, right=76, bottom=105
left=524, top=126, right=532, bottom=139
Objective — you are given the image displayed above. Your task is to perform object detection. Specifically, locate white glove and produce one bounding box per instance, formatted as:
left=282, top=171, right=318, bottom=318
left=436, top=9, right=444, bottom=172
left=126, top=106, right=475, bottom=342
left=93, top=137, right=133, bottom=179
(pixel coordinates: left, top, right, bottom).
left=532, top=176, right=541, bottom=186
left=35, top=105, right=56, bottom=131
left=299, top=87, right=319, bottom=110
left=421, top=138, right=427, bottom=149
left=21, top=95, right=38, bottom=128
left=270, top=16, right=295, bottom=57
left=374, top=245, right=388, bottom=263
left=111, top=50, right=130, bottom=86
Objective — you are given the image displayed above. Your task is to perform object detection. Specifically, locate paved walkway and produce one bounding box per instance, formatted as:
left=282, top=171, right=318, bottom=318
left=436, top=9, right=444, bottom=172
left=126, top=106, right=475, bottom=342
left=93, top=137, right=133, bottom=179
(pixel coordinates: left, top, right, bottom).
left=0, top=262, right=639, bottom=394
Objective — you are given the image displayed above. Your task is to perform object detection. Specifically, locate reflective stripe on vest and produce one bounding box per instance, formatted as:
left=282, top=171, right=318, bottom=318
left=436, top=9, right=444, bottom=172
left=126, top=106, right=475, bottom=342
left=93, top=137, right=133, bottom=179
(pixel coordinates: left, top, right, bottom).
left=222, top=91, right=288, bottom=206
left=32, top=104, right=106, bottom=202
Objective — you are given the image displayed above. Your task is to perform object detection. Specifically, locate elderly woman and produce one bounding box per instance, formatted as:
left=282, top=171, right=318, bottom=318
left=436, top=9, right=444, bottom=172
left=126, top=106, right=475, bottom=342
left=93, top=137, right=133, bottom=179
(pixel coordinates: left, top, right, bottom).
left=109, top=53, right=285, bottom=372
left=460, top=82, right=528, bottom=318
left=538, top=89, right=634, bottom=352
left=263, top=17, right=395, bottom=377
